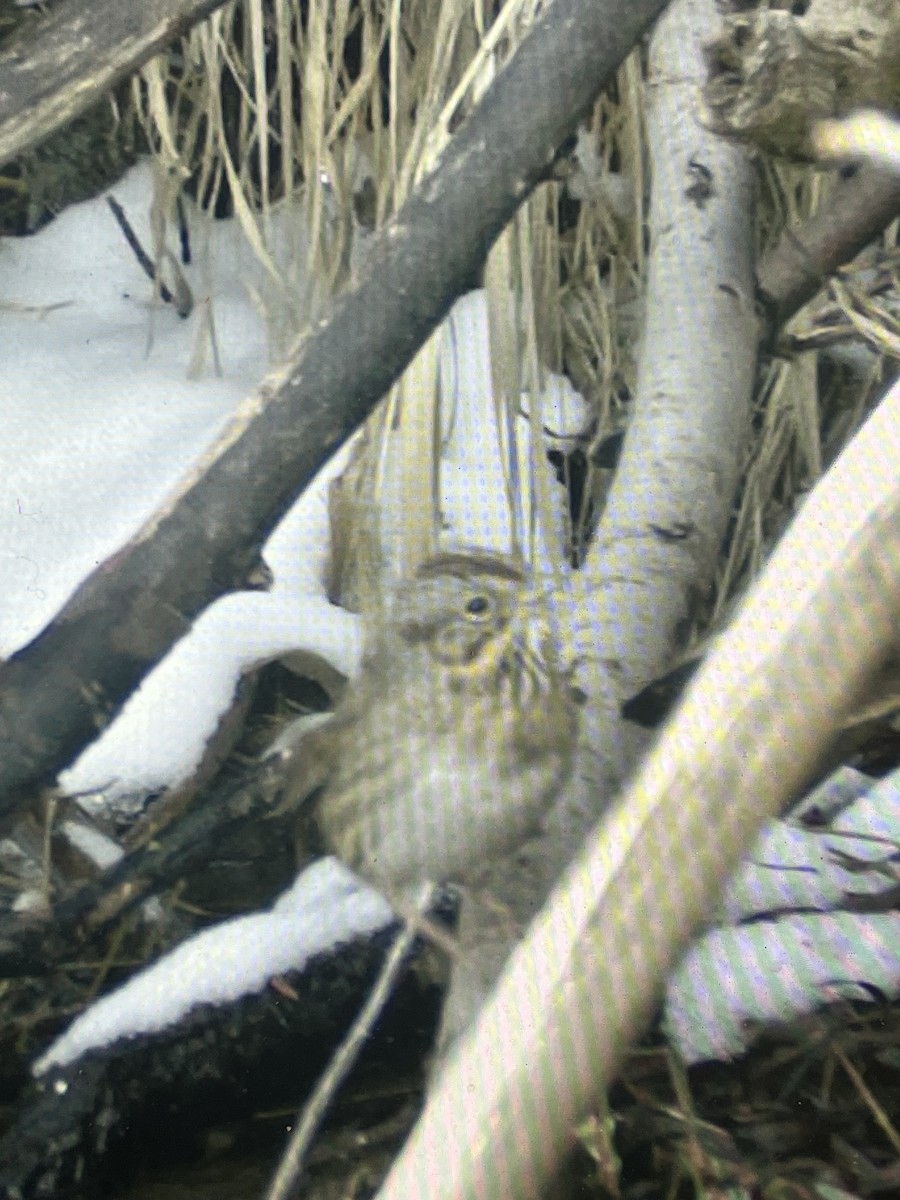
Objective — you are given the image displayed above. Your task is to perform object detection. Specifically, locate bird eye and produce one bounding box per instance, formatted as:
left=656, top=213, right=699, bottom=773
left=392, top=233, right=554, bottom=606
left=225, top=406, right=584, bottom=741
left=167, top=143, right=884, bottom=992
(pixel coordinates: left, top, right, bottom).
left=464, top=594, right=491, bottom=618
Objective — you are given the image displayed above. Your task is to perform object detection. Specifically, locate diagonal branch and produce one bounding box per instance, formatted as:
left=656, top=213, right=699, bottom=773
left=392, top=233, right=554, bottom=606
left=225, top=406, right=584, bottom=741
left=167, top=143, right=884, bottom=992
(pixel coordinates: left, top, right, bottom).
left=0, top=0, right=229, bottom=168
left=376, top=357, right=900, bottom=1200
left=757, top=165, right=900, bottom=331
left=0, top=0, right=671, bottom=817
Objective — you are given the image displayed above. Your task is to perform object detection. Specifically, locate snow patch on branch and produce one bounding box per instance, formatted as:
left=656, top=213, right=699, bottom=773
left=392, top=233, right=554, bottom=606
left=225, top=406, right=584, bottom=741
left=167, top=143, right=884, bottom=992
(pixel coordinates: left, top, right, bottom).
left=34, top=858, right=392, bottom=1075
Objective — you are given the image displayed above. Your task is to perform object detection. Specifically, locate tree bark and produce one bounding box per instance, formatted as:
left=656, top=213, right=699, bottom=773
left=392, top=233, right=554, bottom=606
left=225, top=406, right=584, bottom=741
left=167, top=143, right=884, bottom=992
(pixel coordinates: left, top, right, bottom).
left=436, top=0, right=760, bottom=1053
left=757, top=165, right=900, bottom=330
left=377, top=360, right=900, bottom=1200
left=0, top=0, right=672, bottom=817
left=0, top=0, right=229, bottom=168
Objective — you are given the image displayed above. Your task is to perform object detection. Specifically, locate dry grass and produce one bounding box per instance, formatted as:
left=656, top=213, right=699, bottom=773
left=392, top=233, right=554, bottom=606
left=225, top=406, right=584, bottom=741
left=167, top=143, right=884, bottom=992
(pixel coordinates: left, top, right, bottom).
left=128, top=0, right=898, bottom=622
left=582, top=1000, right=900, bottom=1199
left=3, top=2, right=899, bottom=1195
left=128, top=0, right=646, bottom=583
left=123, top=7, right=900, bottom=1190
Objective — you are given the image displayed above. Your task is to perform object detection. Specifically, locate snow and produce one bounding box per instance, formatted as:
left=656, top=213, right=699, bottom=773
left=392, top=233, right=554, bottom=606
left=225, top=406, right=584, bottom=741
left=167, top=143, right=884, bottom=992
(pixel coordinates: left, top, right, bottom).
left=664, top=766, right=900, bottom=1063
left=5, top=159, right=896, bottom=1081
left=59, top=449, right=362, bottom=799
left=34, top=858, right=393, bottom=1075
left=1, top=160, right=362, bottom=799
left=1, top=159, right=581, bottom=803
left=714, top=765, right=900, bottom=920
left=59, top=820, right=124, bottom=872
left=2, top=160, right=579, bottom=1076
left=2, top=165, right=265, bottom=650
left=665, top=910, right=900, bottom=1063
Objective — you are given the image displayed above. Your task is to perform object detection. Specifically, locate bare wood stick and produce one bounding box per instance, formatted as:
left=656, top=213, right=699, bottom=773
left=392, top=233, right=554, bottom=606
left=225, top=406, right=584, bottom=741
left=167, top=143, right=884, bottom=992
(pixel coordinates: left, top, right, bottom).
left=375, top=379, right=900, bottom=1200
left=0, top=0, right=671, bottom=817
left=265, top=887, right=431, bottom=1200
left=757, top=165, right=900, bottom=329
left=106, top=195, right=193, bottom=316
left=0, top=0, right=228, bottom=168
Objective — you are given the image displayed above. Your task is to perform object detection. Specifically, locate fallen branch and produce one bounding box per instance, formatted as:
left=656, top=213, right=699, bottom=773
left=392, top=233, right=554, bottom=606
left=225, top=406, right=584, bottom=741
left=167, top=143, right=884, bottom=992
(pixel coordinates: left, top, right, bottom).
left=757, top=165, right=900, bottom=331
left=0, top=0, right=228, bottom=168
left=0, top=0, right=670, bottom=816
left=265, top=886, right=431, bottom=1200
left=0, top=754, right=287, bottom=977
left=375, top=369, right=900, bottom=1200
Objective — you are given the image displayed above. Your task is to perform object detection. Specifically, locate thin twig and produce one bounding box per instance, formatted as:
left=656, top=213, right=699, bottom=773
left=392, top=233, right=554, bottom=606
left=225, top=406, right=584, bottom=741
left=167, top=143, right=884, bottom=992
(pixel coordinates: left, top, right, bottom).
left=107, top=195, right=175, bottom=304
left=834, top=1044, right=900, bottom=1156
left=176, top=194, right=191, bottom=265
left=107, top=195, right=193, bottom=317
left=264, top=885, right=433, bottom=1200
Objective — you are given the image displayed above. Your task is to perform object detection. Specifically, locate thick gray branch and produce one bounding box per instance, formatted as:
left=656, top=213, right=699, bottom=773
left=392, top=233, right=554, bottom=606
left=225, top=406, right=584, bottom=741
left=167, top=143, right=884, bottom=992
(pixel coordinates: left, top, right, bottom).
left=437, top=0, right=758, bottom=1049
left=0, top=0, right=229, bottom=168
left=379, top=345, right=900, bottom=1200
left=757, top=165, right=900, bottom=329
left=0, top=0, right=672, bottom=815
